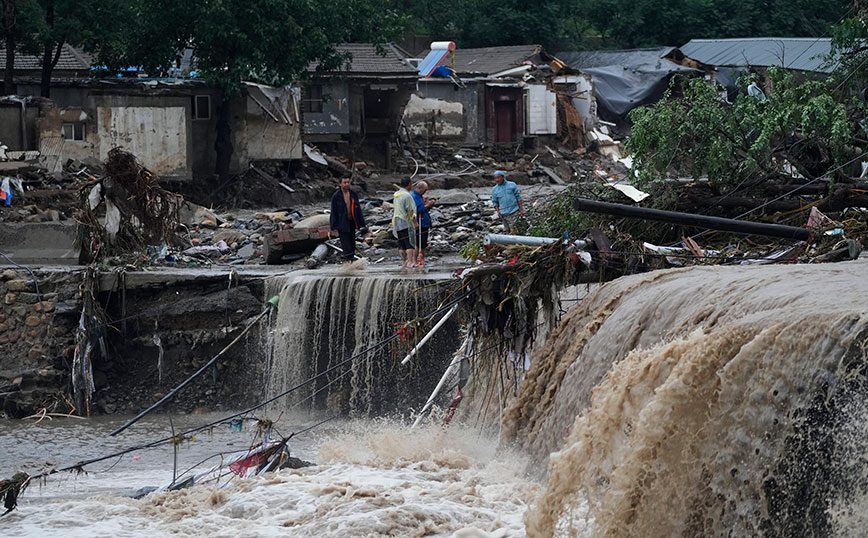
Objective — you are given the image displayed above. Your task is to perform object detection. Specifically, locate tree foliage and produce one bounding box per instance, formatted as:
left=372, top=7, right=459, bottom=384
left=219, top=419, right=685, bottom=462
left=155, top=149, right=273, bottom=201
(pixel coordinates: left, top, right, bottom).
left=576, top=0, right=852, bottom=49
left=97, top=0, right=405, bottom=92
left=405, top=0, right=574, bottom=50
left=405, top=0, right=853, bottom=51
left=627, top=69, right=860, bottom=188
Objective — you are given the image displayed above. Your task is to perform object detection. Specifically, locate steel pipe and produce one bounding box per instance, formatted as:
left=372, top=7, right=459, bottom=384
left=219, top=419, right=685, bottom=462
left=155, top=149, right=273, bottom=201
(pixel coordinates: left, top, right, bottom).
left=484, top=234, right=589, bottom=249
left=573, top=198, right=811, bottom=241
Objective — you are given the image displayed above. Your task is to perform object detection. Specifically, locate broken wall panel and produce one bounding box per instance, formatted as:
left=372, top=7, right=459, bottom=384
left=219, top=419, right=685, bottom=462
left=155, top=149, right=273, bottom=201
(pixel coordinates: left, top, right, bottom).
left=0, top=104, right=39, bottom=151
left=97, top=106, right=190, bottom=178
left=413, top=79, right=482, bottom=144
left=239, top=93, right=303, bottom=162
left=526, top=84, right=557, bottom=135
left=403, top=93, right=465, bottom=138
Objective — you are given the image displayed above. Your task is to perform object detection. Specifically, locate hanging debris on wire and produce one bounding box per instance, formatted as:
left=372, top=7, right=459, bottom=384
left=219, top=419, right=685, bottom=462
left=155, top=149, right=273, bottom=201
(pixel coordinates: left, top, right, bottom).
left=0, top=473, right=30, bottom=516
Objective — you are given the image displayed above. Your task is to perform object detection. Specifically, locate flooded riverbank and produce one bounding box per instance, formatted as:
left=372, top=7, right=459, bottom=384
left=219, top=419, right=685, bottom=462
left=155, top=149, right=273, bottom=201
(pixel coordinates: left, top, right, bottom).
left=1, top=413, right=537, bottom=537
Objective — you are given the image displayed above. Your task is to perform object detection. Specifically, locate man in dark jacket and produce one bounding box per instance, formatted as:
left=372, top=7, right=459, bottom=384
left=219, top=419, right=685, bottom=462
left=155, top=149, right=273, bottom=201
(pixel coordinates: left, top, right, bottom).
left=329, top=177, right=366, bottom=262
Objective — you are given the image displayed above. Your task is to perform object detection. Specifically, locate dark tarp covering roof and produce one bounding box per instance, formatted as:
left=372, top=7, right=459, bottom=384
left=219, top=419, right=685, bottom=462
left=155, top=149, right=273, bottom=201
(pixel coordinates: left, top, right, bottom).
left=680, top=38, right=836, bottom=73
left=558, top=47, right=700, bottom=122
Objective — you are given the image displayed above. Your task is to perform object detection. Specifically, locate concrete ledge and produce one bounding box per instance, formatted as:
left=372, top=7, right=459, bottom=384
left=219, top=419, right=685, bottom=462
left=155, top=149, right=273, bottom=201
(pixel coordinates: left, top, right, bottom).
left=0, top=222, right=80, bottom=265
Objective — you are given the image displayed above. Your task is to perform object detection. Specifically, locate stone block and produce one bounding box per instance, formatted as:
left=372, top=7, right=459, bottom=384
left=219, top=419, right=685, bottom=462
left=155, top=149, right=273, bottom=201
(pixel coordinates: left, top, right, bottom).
left=0, top=322, right=6, bottom=333
left=28, top=345, right=43, bottom=361
left=16, top=292, right=40, bottom=305
left=4, top=293, right=16, bottom=305
left=24, top=315, right=42, bottom=327
left=34, top=301, right=55, bottom=313
left=1, top=269, right=17, bottom=280
left=6, top=280, right=29, bottom=292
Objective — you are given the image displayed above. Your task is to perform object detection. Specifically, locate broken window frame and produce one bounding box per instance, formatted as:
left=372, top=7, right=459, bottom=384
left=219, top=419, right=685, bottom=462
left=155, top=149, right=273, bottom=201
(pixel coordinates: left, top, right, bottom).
left=61, top=122, right=85, bottom=141
left=303, top=84, right=324, bottom=114
left=192, top=95, right=211, bottom=120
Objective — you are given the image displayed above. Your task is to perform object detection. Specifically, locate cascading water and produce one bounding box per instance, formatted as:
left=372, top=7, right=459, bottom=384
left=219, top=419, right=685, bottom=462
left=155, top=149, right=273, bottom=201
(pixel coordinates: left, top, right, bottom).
left=500, top=261, right=868, bottom=537
left=263, top=271, right=462, bottom=417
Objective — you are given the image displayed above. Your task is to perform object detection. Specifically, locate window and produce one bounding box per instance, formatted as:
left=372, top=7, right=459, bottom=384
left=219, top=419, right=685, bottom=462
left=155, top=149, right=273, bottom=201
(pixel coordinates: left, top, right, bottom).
left=192, top=95, right=211, bottom=120
left=303, top=84, right=323, bottom=113
left=61, top=122, right=85, bottom=141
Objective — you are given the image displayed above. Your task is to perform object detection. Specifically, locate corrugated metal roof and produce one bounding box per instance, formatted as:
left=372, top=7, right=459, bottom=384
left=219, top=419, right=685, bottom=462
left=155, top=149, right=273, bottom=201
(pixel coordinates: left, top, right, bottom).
left=680, top=38, right=835, bottom=73
left=449, top=44, right=543, bottom=76
left=0, top=43, right=91, bottom=71
left=308, top=43, right=417, bottom=76
left=557, top=47, right=681, bottom=70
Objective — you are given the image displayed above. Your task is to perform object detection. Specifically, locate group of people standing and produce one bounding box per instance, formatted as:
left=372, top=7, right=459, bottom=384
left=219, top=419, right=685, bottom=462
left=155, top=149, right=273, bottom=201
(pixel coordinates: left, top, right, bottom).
left=330, top=170, right=523, bottom=267
left=391, top=177, right=436, bottom=269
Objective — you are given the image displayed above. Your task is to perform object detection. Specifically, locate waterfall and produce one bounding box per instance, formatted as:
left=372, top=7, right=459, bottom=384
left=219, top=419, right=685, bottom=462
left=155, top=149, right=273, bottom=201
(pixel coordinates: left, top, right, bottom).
left=500, top=262, right=868, bottom=537
left=263, top=273, right=461, bottom=417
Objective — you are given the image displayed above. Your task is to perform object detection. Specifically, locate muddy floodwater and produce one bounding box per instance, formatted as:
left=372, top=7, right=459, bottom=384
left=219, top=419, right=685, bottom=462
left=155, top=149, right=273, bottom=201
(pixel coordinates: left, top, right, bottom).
left=1, top=413, right=537, bottom=537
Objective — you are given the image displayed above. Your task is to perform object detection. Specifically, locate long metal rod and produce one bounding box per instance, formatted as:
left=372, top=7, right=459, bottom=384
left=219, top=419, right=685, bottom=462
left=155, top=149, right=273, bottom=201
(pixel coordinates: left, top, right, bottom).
left=484, top=234, right=588, bottom=248
left=401, top=304, right=458, bottom=365
left=573, top=198, right=811, bottom=241
left=412, top=357, right=460, bottom=428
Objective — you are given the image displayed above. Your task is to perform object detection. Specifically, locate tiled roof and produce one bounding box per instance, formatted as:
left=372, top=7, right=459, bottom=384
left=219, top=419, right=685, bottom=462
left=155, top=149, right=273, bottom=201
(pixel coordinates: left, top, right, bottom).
left=308, top=43, right=416, bottom=75
left=680, top=38, right=836, bottom=73
left=449, top=44, right=543, bottom=76
left=0, top=43, right=91, bottom=71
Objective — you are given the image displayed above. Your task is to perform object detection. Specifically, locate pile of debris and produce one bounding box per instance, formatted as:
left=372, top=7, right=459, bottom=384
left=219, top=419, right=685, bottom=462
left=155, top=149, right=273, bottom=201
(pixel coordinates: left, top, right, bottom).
left=76, top=148, right=183, bottom=264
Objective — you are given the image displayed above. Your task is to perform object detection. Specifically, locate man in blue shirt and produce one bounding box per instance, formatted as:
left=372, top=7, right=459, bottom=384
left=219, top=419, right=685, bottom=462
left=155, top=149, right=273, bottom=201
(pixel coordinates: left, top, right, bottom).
left=412, top=181, right=436, bottom=266
left=491, top=171, right=524, bottom=233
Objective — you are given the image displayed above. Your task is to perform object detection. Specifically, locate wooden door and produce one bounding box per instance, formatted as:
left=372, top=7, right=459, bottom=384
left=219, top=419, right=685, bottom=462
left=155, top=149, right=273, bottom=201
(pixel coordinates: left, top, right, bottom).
left=495, top=100, right=515, bottom=143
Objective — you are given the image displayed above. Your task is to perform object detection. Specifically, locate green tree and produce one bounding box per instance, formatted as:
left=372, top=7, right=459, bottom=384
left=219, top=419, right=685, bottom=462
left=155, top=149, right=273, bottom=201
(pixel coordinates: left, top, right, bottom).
left=99, top=0, right=405, bottom=179
left=1, top=0, right=21, bottom=94
left=567, top=0, right=850, bottom=49
left=627, top=69, right=859, bottom=188
left=405, top=0, right=575, bottom=49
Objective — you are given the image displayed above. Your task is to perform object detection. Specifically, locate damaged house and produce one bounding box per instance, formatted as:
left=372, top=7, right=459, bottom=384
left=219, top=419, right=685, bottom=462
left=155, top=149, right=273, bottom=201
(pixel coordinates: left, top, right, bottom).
left=302, top=43, right=418, bottom=168
left=405, top=44, right=594, bottom=148
left=2, top=48, right=301, bottom=180
left=557, top=47, right=704, bottom=126
left=679, top=37, right=837, bottom=97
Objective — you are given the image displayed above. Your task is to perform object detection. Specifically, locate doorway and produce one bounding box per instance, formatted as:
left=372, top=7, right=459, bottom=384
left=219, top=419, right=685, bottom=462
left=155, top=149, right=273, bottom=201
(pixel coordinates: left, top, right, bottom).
left=494, top=100, right=515, bottom=143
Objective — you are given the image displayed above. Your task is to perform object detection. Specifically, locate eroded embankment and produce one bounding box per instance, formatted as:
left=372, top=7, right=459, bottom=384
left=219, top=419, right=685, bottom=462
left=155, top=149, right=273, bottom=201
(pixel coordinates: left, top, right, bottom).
left=503, top=261, right=868, bottom=537
left=1, top=267, right=271, bottom=417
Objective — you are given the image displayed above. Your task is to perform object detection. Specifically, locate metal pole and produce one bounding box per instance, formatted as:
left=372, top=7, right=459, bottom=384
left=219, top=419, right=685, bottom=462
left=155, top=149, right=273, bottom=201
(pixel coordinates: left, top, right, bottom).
left=401, top=304, right=458, bottom=365
left=484, top=234, right=589, bottom=248
left=573, top=198, right=811, bottom=241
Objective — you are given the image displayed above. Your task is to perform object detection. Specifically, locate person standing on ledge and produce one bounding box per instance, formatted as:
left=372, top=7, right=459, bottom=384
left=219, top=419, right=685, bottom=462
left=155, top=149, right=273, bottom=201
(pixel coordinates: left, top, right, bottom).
left=491, top=170, right=524, bottom=233
left=330, top=177, right=366, bottom=263
left=392, top=177, right=418, bottom=269
left=412, top=180, right=436, bottom=266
